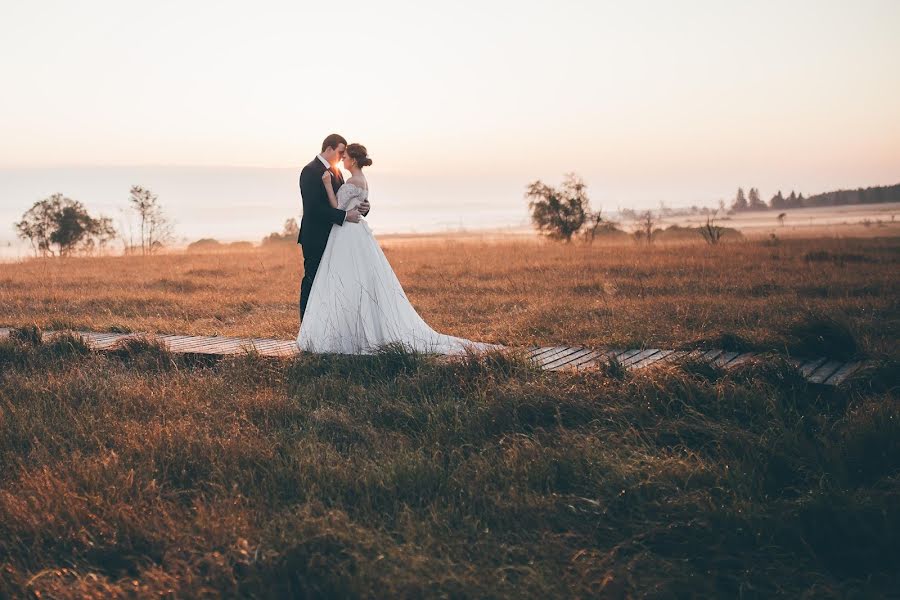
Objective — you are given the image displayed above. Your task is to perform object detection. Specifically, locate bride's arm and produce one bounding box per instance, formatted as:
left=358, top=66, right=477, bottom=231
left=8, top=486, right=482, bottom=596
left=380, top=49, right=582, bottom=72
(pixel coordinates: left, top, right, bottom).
left=322, top=171, right=338, bottom=209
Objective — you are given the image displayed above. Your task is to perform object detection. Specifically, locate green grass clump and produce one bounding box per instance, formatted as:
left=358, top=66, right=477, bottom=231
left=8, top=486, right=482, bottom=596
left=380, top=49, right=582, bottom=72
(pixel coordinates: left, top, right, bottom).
left=0, top=343, right=897, bottom=598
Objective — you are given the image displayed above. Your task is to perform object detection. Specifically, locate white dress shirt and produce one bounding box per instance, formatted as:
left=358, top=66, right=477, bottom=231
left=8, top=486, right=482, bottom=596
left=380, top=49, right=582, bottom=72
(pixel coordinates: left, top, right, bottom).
left=317, top=154, right=346, bottom=224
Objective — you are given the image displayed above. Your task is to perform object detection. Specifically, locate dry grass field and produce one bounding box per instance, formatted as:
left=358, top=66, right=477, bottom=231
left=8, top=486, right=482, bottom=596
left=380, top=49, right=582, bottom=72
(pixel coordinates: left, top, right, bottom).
left=0, top=234, right=898, bottom=597
left=1, top=235, right=898, bottom=356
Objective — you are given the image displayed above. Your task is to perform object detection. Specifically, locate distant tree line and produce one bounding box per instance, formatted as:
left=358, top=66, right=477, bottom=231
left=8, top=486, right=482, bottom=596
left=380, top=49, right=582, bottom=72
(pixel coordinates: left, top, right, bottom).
left=525, top=173, right=741, bottom=245
left=14, top=186, right=174, bottom=258
left=730, top=183, right=900, bottom=212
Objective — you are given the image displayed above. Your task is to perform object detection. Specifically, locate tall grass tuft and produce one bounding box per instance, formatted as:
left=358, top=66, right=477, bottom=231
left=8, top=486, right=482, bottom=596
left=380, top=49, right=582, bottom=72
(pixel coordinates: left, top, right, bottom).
left=786, top=311, right=860, bottom=360
left=10, top=324, right=43, bottom=346
left=107, top=335, right=177, bottom=371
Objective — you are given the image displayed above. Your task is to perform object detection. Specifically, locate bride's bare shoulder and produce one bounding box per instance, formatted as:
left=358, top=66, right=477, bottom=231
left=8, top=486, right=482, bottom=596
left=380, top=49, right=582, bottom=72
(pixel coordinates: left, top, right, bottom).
left=347, top=175, right=368, bottom=190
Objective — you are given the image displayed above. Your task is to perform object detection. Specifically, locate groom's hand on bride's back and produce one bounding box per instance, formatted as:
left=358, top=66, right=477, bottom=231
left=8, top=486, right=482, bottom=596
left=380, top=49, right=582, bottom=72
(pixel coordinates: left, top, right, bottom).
left=345, top=208, right=362, bottom=223
left=358, top=199, right=370, bottom=216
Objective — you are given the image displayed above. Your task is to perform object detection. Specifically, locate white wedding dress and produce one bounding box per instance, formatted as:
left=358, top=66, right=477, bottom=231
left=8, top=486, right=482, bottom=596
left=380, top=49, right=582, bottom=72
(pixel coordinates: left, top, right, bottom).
left=297, top=183, right=501, bottom=355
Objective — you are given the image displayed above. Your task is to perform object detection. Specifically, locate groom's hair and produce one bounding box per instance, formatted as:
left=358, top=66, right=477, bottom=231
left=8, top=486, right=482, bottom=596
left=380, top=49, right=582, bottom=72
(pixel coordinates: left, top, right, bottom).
left=321, top=134, right=348, bottom=152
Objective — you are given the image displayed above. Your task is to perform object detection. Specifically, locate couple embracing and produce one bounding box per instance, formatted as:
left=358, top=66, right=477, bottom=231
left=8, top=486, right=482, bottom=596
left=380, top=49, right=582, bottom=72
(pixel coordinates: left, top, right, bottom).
left=296, top=134, right=498, bottom=355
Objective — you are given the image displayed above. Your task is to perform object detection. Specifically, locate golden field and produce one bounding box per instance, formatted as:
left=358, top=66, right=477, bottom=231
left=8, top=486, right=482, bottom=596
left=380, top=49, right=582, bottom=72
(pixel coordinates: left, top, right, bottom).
left=1, top=234, right=898, bottom=356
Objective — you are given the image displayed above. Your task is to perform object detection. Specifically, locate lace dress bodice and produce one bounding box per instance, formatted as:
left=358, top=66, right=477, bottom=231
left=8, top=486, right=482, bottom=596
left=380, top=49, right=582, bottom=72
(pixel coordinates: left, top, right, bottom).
left=337, top=183, right=368, bottom=211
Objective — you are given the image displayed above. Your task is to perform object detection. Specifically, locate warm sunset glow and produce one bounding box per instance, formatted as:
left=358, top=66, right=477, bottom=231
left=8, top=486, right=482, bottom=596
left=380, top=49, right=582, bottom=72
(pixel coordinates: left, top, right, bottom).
left=1, top=0, right=898, bottom=244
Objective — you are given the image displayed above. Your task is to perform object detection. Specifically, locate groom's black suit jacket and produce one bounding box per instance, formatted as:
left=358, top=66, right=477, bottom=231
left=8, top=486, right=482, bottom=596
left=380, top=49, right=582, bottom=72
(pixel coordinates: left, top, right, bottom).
left=298, top=157, right=346, bottom=260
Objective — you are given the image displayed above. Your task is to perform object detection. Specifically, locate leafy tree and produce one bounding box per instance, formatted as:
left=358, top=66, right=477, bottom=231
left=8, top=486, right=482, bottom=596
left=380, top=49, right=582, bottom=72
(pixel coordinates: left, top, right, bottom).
left=526, top=173, right=593, bottom=242
left=786, top=191, right=800, bottom=208
left=128, top=186, right=174, bottom=255
left=731, top=187, right=748, bottom=211
left=14, top=194, right=116, bottom=257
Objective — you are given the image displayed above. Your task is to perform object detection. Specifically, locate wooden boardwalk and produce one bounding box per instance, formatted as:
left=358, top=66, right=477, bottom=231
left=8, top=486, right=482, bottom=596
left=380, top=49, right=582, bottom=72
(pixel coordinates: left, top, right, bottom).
left=0, top=327, right=867, bottom=387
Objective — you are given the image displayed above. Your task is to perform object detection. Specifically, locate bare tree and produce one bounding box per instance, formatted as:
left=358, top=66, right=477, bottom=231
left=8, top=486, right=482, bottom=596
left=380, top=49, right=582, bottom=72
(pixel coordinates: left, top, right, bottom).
left=633, top=210, right=657, bottom=245
left=581, top=210, right=607, bottom=244
left=128, top=186, right=174, bottom=255
left=777, top=212, right=787, bottom=226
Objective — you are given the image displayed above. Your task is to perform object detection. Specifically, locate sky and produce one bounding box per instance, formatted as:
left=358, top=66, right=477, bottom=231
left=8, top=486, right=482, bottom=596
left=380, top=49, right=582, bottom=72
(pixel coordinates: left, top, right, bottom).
left=1, top=0, right=899, bottom=236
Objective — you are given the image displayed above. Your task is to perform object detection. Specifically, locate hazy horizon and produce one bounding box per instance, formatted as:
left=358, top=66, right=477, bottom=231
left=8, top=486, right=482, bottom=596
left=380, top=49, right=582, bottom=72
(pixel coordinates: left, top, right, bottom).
left=2, top=0, right=899, bottom=249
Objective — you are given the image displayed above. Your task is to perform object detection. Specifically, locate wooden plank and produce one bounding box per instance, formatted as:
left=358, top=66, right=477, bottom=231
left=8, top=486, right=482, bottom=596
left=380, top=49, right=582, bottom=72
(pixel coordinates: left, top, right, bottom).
left=83, top=332, right=120, bottom=342
left=713, top=351, right=741, bottom=368
left=799, top=357, right=828, bottom=378
left=257, top=341, right=300, bottom=358
left=569, top=350, right=608, bottom=370
left=532, top=346, right=574, bottom=365
left=538, top=347, right=583, bottom=368
left=207, top=339, right=252, bottom=355
left=543, top=347, right=596, bottom=370
left=94, top=334, right=134, bottom=350
left=622, top=349, right=661, bottom=368
left=71, top=334, right=108, bottom=349
left=181, top=336, right=240, bottom=352
left=102, top=333, right=136, bottom=343
left=612, top=349, right=642, bottom=364
left=184, top=343, right=233, bottom=355
left=807, top=360, right=844, bottom=385
left=155, top=334, right=190, bottom=350
left=543, top=346, right=593, bottom=369
left=655, top=350, right=689, bottom=364
left=248, top=338, right=286, bottom=353
left=160, top=336, right=209, bottom=352
left=726, top=352, right=757, bottom=368
left=256, top=337, right=288, bottom=348
left=823, top=361, right=864, bottom=386
left=632, top=349, right=674, bottom=370
left=205, top=341, right=253, bottom=355
left=541, top=347, right=586, bottom=370
left=530, top=346, right=564, bottom=358
left=699, top=349, right=724, bottom=363
left=665, top=349, right=706, bottom=364
left=531, top=346, right=565, bottom=359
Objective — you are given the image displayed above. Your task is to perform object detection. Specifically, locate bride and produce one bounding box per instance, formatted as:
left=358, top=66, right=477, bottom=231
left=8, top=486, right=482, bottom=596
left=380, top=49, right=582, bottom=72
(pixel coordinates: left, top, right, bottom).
left=296, top=143, right=501, bottom=355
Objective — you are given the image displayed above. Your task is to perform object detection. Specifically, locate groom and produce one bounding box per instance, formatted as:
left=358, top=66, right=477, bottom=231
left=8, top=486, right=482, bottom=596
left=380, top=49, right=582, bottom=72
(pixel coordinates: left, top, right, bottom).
left=298, top=133, right=370, bottom=320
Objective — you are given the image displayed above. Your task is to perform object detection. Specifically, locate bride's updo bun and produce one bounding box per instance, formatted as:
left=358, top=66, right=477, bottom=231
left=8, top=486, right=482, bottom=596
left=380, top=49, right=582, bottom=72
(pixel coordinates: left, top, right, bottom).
left=347, top=143, right=373, bottom=168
